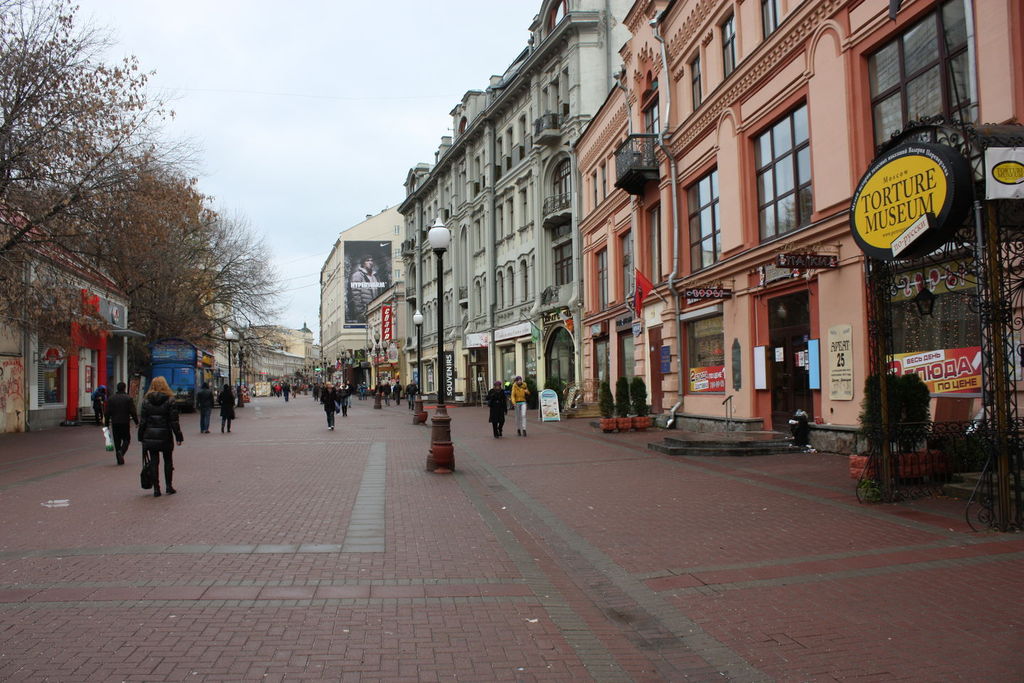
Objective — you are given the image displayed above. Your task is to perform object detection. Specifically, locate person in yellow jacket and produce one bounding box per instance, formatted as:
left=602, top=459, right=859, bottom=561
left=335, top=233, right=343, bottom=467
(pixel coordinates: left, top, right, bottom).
left=510, top=376, right=530, bottom=436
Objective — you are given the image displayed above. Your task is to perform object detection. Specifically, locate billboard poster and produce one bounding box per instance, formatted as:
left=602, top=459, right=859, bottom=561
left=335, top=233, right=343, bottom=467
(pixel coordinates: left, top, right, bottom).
left=689, top=365, right=726, bottom=393
left=889, top=346, right=982, bottom=395
left=344, top=241, right=391, bottom=327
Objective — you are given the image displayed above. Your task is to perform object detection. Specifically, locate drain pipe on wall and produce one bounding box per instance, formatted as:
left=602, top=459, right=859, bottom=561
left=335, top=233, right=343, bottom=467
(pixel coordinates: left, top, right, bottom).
left=651, top=12, right=686, bottom=429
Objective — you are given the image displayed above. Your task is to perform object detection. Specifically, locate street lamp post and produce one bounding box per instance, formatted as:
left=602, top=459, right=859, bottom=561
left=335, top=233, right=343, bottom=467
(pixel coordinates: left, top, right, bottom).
left=427, top=218, right=454, bottom=473
left=412, top=310, right=425, bottom=423
left=236, top=349, right=245, bottom=407
left=224, top=327, right=238, bottom=394
left=372, top=334, right=383, bottom=410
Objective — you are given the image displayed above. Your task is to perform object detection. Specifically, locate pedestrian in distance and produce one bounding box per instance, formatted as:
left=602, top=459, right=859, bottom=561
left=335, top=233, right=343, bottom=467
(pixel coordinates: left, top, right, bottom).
left=321, top=382, right=339, bottom=430
left=486, top=381, right=507, bottom=438
left=338, top=381, right=352, bottom=417
left=91, top=385, right=107, bottom=425
left=218, top=384, right=236, bottom=433
left=104, top=381, right=138, bottom=465
left=377, top=380, right=390, bottom=406
left=138, top=376, right=183, bottom=497
left=196, top=382, right=214, bottom=433
left=283, top=382, right=291, bottom=402
left=405, top=381, right=418, bottom=410
left=511, top=376, right=530, bottom=436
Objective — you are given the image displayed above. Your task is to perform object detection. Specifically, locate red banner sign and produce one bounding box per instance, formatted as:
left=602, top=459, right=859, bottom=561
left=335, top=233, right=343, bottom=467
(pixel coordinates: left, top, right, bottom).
left=889, top=346, right=982, bottom=395
left=381, top=305, right=393, bottom=342
left=689, top=365, right=726, bottom=393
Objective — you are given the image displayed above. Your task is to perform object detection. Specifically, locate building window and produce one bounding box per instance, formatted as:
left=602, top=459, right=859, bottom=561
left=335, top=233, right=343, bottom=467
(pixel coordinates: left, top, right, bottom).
left=687, top=315, right=726, bottom=393
left=647, top=205, right=661, bottom=280
left=642, top=78, right=660, bottom=135
left=868, top=0, right=975, bottom=147
left=591, top=170, right=598, bottom=210
left=722, top=15, right=736, bottom=77
left=594, top=338, right=609, bottom=384
left=37, top=356, right=64, bottom=405
left=755, top=104, right=812, bottom=240
left=554, top=241, right=573, bottom=286
left=596, top=248, right=608, bottom=311
left=688, top=169, right=720, bottom=270
left=761, top=0, right=781, bottom=38
left=600, top=163, right=607, bottom=198
left=521, top=259, right=530, bottom=300
left=496, top=271, right=504, bottom=309
left=620, top=231, right=633, bottom=299
left=690, top=55, right=702, bottom=110
left=553, top=158, right=571, bottom=199
left=618, top=332, right=636, bottom=380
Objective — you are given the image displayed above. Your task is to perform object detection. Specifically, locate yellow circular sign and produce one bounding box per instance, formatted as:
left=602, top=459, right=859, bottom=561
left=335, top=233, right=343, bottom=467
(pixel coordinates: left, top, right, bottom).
left=992, top=160, right=1024, bottom=185
left=853, top=156, right=947, bottom=249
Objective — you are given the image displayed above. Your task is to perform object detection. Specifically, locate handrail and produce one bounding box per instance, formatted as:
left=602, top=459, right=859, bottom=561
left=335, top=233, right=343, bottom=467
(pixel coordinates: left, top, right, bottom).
left=722, top=395, right=734, bottom=431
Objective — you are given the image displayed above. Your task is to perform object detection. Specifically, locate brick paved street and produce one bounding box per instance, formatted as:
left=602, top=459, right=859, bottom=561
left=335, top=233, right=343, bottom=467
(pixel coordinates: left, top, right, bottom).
left=1, top=397, right=1022, bottom=682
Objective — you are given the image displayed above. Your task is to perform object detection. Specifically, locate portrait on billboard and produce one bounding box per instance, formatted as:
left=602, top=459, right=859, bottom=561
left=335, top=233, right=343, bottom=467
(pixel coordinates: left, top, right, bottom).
left=344, top=241, right=391, bottom=327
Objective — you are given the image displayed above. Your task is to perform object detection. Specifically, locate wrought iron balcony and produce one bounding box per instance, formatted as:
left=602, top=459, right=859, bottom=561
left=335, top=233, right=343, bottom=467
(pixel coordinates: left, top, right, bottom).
left=543, top=192, right=571, bottom=215
left=614, top=134, right=659, bottom=195
left=400, top=238, right=417, bottom=257
left=534, top=113, right=562, bottom=145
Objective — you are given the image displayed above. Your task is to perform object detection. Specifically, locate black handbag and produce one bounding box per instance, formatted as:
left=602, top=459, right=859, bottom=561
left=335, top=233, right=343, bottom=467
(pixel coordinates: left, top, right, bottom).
left=140, top=452, right=153, bottom=489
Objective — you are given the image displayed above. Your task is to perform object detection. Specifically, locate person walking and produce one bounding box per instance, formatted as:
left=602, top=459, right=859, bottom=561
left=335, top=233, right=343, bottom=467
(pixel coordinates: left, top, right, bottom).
left=104, top=381, right=138, bottom=465
left=91, top=385, right=107, bottom=425
left=338, top=381, right=352, bottom=417
left=511, top=376, right=530, bottom=437
left=377, top=380, right=390, bottom=406
left=405, top=381, right=418, bottom=410
left=138, top=376, right=183, bottom=497
left=218, top=384, right=236, bottom=433
left=196, top=382, right=214, bottom=434
left=321, top=382, right=339, bottom=430
left=392, top=379, right=402, bottom=406
left=486, top=381, right=507, bottom=438
left=283, top=382, right=291, bottom=402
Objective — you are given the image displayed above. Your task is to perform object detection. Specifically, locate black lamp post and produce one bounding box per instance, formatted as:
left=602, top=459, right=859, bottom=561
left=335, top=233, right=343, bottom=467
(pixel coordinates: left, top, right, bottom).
left=224, top=327, right=238, bottom=394
left=426, top=218, right=453, bottom=473
left=236, top=349, right=245, bottom=407
left=412, top=310, right=425, bottom=422
left=372, top=334, right=383, bottom=410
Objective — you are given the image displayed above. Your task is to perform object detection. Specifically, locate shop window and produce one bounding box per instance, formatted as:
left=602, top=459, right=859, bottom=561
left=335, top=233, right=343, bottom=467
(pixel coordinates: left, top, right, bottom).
left=891, top=262, right=979, bottom=356
left=688, top=169, right=720, bottom=270
left=868, top=0, right=975, bottom=147
left=755, top=104, right=812, bottom=240
left=37, top=360, right=63, bottom=405
left=618, top=332, right=636, bottom=380
left=524, top=342, right=537, bottom=379
left=594, top=338, right=609, bottom=384
left=546, top=327, right=575, bottom=384
left=687, top=316, right=726, bottom=393
left=501, top=346, right=516, bottom=381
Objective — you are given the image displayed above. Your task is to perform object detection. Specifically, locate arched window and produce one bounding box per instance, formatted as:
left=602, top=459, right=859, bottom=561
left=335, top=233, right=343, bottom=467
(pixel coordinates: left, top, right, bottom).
left=521, top=260, right=529, bottom=300
left=642, top=74, right=660, bottom=135
left=547, top=0, right=567, bottom=30
left=506, top=266, right=515, bottom=305
left=545, top=327, right=575, bottom=384
left=552, top=158, right=571, bottom=199
left=458, top=117, right=468, bottom=135
left=496, top=272, right=504, bottom=309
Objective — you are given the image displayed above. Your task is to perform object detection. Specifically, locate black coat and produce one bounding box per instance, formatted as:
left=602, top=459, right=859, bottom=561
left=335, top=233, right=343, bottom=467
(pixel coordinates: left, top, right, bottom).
left=105, top=392, right=138, bottom=426
left=196, top=387, right=214, bottom=410
left=486, top=388, right=507, bottom=424
left=321, top=387, right=340, bottom=413
left=218, top=389, right=236, bottom=419
left=138, top=393, right=183, bottom=451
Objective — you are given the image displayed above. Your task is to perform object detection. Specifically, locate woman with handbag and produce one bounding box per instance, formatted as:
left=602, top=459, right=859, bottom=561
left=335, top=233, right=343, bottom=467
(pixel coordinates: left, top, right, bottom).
left=218, top=384, right=236, bottom=433
left=138, top=376, right=184, bottom=497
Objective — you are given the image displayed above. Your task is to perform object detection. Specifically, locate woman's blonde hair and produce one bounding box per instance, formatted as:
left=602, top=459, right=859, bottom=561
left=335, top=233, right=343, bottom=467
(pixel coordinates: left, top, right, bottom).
left=147, top=376, right=175, bottom=398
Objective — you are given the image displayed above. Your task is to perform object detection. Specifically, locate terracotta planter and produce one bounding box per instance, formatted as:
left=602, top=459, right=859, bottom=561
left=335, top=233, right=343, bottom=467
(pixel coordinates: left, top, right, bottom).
left=632, top=416, right=651, bottom=431
left=616, top=417, right=633, bottom=432
left=600, top=417, right=617, bottom=433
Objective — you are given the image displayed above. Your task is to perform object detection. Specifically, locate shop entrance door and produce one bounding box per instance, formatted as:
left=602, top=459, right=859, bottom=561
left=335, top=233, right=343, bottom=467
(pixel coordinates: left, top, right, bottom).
left=647, top=326, right=663, bottom=411
left=466, top=349, right=488, bottom=406
left=768, top=291, right=811, bottom=431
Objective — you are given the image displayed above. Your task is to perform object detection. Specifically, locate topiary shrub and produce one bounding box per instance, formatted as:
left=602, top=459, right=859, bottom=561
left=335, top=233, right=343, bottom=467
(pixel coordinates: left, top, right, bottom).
left=614, top=376, right=631, bottom=417
left=598, top=381, right=614, bottom=418
left=629, top=376, right=649, bottom=417
left=525, top=377, right=539, bottom=409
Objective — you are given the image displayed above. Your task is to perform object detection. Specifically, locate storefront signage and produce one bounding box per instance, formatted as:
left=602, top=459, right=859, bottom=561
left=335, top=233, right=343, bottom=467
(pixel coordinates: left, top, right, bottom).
left=775, top=253, right=838, bottom=269
left=494, top=322, right=531, bottom=342
left=828, top=325, right=853, bottom=401
left=39, top=346, right=65, bottom=367
left=985, top=147, right=1024, bottom=199
left=614, top=314, right=633, bottom=332
left=689, top=365, right=725, bottom=393
left=758, top=264, right=798, bottom=286
left=441, top=350, right=455, bottom=401
left=889, top=346, right=981, bottom=395
left=380, top=305, right=393, bottom=342
left=539, top=388, right=560, bottom=422
left=589, top=321, right=607, bottom=337
left=851, top=142, right=973, bottom=260
left=684, top=287, right=732, bottom=300
left=632, top=322, right=643, bottom=337
left=465, top=332, right=491, bottom=348
left=660, top=346, right=671, bottom=373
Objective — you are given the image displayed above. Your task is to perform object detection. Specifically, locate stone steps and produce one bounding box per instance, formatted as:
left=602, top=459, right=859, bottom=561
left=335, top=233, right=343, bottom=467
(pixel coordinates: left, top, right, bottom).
left=648, top=431, right=801, bottom=457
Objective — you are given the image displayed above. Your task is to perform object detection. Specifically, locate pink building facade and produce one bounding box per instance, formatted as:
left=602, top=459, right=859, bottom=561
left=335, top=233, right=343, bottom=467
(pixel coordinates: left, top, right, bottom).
left=577, top=0, right=1023, bottom=447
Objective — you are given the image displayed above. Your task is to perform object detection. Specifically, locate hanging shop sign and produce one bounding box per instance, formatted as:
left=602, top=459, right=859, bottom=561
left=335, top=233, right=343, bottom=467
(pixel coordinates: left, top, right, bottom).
left=441, top=350, right=455, bottom=401
left=684, top=287, right=732, bottom=301
left=985, top=147, right=1024, bottom=199
left=494, top=322, right=531, bottom=342
left=851, top=141, right=973, bottom=261
left=380, top=305, right=393, bottom=342
left=465, top=332, right=491, bottom=348
left=615, top=314, right=633, bottom=332
left=775, top=253, right=838, bottom=269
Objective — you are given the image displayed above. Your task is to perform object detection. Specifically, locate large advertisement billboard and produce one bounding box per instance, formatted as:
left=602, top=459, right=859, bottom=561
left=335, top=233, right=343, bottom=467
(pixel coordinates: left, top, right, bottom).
left=344, top=241, right=391, bottom=327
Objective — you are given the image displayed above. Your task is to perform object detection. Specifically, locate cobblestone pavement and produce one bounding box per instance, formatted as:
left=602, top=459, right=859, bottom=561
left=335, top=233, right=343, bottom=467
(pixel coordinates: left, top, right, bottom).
left=1, top=397, right=1021, bottom=681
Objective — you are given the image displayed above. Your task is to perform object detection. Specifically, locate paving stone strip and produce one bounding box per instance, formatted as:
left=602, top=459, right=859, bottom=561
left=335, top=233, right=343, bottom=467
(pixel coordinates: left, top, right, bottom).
left=340, top=441, right=387, bottom=552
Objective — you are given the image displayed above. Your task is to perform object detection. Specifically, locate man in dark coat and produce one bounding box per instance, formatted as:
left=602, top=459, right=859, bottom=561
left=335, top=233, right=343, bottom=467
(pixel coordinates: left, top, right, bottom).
left=196, top=382, right=214, bottom=434
left=486, top=381, right=507, bottom=438
left=91, top=385, right=107, bottom=425
left=104, top=381, right=138, bottom=465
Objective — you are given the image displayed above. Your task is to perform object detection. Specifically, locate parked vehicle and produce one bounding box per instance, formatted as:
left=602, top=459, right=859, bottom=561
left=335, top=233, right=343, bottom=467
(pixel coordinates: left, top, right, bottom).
left=149, top=338, right=216, bottom=412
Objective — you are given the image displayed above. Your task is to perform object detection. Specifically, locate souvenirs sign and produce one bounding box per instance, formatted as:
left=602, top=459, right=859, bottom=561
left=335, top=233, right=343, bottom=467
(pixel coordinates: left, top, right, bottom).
left=851, top=142, right=973, bottom=260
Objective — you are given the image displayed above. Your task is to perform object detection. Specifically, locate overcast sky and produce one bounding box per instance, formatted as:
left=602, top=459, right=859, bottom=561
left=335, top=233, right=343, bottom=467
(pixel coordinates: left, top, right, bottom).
left=73, top=0, right=535, bottom=340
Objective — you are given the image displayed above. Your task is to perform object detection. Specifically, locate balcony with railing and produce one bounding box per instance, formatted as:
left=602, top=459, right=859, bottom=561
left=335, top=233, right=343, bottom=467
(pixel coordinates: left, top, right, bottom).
left=614, top=134, right=659, bottom=195
left=400, top=238, right=417, bottom=257
left=542, top=191, right=571, bottom=229
left=534, top=113, right=562, bottom=145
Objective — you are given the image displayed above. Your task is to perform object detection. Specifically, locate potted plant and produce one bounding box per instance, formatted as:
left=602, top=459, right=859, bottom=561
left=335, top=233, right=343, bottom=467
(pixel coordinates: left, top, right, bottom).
left=630, top=376, right=651, bottom=430
left=598, top=381, right=616, bottom=432
left=614, top=376, right=633, bottom=431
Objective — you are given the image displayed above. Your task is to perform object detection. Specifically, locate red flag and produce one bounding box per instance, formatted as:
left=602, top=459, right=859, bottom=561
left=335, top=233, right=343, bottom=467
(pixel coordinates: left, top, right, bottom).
left=632, top=268, right=655, bottom=318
